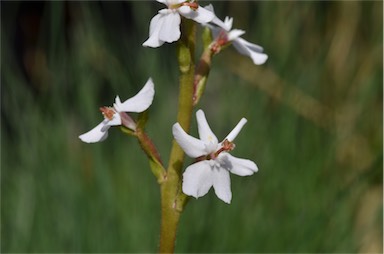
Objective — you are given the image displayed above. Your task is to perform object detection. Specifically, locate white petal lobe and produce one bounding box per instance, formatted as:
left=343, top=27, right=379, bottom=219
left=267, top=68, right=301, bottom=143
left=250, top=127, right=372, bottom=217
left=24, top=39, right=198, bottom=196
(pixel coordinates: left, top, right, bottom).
left=172, top=123, right=207, bottom=158
left=117, top=78, right=155, bottom=113
left=219, top=153, right=258, bottom=176
left=228, top=29, right=245, bottom=41
left=232, top=38, right=268, bottom=65
left=113, top=96, right=123, bottom=112
left=143, top=13, right=166, bottom=48
left=212, top=168, right=232, bottom=204
left=148, top=13, right=163, bottom=37
left=203, top=5, right=228, bottom=29
left=193, top=6, right=215, bottom=23
left=224, top=118, right=247, bottom=142
left=79, top=121, right=110, bottom=143
left=158, top=12, right=181, bottom=43
left=196, top=110, right=218, bottom=145
left=182, top=161, right=213, bottom=199
left=105, top=113, right=122, bottom=126
left=203, top=4, right=214, bottom=13
left=178, top=6, right=215, bottom=24
left=236, top=37, right=264, bottom=52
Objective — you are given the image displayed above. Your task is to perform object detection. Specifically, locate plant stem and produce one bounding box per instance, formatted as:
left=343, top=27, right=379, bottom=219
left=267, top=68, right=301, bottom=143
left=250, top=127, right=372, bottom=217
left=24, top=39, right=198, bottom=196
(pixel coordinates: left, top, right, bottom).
left=159, top=17, right=196, bottom=253
left=136, top=128, right=166, bottom=183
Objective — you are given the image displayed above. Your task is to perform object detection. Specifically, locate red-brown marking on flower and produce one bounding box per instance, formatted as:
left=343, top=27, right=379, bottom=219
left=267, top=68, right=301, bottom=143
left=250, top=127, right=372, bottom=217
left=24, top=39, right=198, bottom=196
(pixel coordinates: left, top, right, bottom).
left=181, top=1, right=199, bottom=10
left=195, top=139, right=236, bottom=162
left=210, top=30, right=229, bottom=54
left=99, top=107, right=116, bottom=120
left=213, top=139, right=235, bottom=158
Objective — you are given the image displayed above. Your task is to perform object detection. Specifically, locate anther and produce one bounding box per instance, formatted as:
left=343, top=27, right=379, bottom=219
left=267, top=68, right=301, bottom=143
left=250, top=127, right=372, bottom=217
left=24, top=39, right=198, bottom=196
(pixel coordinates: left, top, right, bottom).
left=213, top=139, right=235, bottom=158
left=99, top=107, right=116, bottom=120
left=181, top=1, right=198, bottom=10
left=222, top=139, right=235, bottom=151
left=194, top=139, right=236, bottom=163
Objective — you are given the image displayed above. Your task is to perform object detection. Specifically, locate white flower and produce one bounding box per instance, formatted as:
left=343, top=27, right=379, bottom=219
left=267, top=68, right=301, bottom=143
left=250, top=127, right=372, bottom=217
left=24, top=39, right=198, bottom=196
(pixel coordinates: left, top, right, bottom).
left=79, top=78, right=155, bottom=143
left=204, top=5, right=268, bottom=65
left=172, top=109, right=258, bottom=204
left=143, top=0, right=215, bottom=48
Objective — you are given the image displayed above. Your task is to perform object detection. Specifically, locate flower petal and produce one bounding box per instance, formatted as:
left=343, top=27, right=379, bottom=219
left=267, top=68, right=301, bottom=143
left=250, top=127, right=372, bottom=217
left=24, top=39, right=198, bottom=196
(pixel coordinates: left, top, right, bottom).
left=182, top=161, right=213, bottom=199
left=203, top=4, right=226, bottom=29
left=112, top=96, right=123, bottom=112
left=212, top=168, right=232, bottom=204
left=172, top=123, right=207, bottom=158
left=219, top=153, right=258, bottom=176
left=224, top=118, right=247, bottom=142
left=207, top=25, right=222, bottom=40
left=143, top=13, right=166, bottom=48
left=223, top=16, right=234, bottom=31
left=232, top=38, right=268, bottom=65
left=165, top=0, right=186, bottom=5
left=115, top=78, right=155, bottom=113
left=178, top=6, right=215, bottom=24
left=149, top=13, right=162, bottom=36
left=236, top=37, right=264, bottom=52
left=196, top=109, right=218, bottom=146
left=79, top=121, right=110, bottom=143
left=106, top=111, right=122, bottom=126
left=203, top=4, right=214, bottom=13
left=228, top=29, right=245, bottom=41
left=158, top=11, right=181, bottom=43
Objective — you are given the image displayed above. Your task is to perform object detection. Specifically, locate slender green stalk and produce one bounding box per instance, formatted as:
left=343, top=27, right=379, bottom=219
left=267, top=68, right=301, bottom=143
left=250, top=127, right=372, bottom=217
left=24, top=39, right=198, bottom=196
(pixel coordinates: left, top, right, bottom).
left=121, top=111, right=166, bottom=183
left=159, top=17, right=196, bottom=253
left=136, top=128, right=166, bottom=183
left=193, top=47, right=213, bottom=105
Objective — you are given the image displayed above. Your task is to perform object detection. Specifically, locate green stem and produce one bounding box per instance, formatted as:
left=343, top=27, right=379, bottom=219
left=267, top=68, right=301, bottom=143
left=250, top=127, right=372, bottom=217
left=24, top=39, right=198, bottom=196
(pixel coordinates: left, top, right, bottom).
left=136, top=128, right=166, bottom=183
left=193, top=46, right=213, bottom=105
left=159, top=17, right=195, bottom=253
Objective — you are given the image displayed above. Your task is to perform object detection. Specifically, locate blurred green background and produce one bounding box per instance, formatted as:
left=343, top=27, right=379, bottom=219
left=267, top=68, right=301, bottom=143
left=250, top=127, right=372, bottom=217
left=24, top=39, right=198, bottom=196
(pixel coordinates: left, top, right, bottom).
left=1, top=1, right=382, bottom=253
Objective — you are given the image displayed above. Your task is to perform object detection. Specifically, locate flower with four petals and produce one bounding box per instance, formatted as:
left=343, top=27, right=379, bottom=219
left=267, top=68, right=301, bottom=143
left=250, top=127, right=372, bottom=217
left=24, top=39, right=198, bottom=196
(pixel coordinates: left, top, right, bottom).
left=143, top=0, right=215, bottom=47
left=173, top=109, right=258, bottom=204
left=79, top=78, right=155, bottom=143
left=204, top=5, right=268, bottom=65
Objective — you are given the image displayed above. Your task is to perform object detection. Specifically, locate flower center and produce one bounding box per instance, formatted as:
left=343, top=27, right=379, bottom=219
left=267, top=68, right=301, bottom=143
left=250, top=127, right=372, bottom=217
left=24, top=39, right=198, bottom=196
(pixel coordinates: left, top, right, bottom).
left=212, top=139, right=235, bottom=158
left=196, top=139, right=235, bottom=161
left=100, top=106, right=116, bottom=121
left=169, top=1, right=198, bottom=10
left=210, top=30, right=229, bottom=54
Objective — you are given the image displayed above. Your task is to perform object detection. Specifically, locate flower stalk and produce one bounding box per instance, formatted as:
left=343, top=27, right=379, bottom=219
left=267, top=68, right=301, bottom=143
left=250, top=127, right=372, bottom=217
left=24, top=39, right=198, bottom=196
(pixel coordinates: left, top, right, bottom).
left=159, top=17, right=196, bottom=253
left=193, top=46, right=213, bottom=105
left=136, top=127, right=166, bottom=183
left=120, top=110, right=166, bottom=183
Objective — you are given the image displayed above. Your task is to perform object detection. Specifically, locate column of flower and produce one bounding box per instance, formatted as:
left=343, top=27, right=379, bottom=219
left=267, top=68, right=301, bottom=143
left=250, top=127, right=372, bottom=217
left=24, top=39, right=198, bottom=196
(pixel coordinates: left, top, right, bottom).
left=79, top=0, right=267, bottom=253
